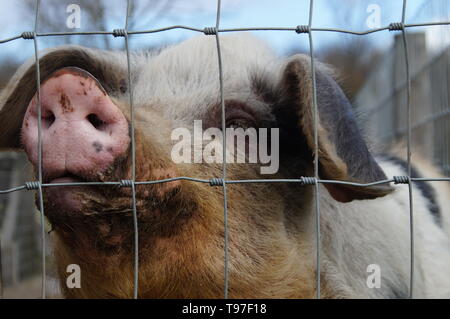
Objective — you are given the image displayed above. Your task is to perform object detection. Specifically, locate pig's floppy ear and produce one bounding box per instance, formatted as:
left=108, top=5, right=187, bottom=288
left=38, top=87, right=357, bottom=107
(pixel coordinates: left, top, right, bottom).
left=0, top=46, right=127, bottom=150
left=279, top=55, right=393, bottom=202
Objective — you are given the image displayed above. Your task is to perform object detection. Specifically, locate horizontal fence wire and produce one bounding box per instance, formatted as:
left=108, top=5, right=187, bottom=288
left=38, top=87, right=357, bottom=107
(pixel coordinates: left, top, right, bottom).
left=3, top=176, right=450, bottom=195
left=3, top=21, right=450, bottom=43
left=0, top=0, right=449, bottom=299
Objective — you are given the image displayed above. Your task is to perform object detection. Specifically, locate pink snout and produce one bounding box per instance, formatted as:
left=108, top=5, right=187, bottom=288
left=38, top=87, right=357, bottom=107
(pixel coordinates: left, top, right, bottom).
left=21, top=67, right=130, bottom=182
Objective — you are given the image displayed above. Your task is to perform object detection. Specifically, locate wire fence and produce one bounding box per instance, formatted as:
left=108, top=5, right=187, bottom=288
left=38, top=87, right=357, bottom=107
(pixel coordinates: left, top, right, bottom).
left=1, top=0, right=450, bottom=299
left=356, top=32, right=450, bottom=176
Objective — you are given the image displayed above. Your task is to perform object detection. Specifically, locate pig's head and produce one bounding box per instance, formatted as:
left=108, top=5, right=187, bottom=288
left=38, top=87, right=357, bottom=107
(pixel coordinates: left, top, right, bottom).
left=0, top=34, right=392, bottom=298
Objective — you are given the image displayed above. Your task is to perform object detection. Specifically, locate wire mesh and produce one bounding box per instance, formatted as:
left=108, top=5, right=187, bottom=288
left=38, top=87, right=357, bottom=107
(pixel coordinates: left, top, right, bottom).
left=0, top=0, right=449, bottom=299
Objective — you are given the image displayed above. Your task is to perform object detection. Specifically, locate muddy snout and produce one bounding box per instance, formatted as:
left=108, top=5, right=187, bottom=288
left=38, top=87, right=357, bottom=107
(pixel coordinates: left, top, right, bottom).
left=21, top=67, right=130, bottom=183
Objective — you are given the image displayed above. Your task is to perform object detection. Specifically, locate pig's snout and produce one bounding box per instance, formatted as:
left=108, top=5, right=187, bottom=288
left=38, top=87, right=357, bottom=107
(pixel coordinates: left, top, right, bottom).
left=21, top=68, right=130, bottom=182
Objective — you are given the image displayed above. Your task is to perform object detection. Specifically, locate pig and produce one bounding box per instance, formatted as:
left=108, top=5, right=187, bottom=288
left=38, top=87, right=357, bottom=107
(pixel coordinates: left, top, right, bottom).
left=1, top=33, right=450, bottom=298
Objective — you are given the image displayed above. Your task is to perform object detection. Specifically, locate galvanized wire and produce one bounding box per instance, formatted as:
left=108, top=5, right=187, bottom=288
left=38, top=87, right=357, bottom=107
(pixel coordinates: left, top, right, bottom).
left=211, top=0, right=230, bottom=299
left=400, top=0, right=415, bottom=299
left=30, top=0, right=47, bottom=300
left=4, top=21, right=450, bottom=44
left=306, top=0, right=322, bottom=300
left=0, top=0, right=449, bottom=300
left=124, top=0, right=139, bottom=300
left=3, top=176, right=450, bottom=194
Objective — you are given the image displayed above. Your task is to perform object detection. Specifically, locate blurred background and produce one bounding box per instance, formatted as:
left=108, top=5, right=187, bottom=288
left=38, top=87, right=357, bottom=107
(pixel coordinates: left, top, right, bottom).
left=0, top=0, right=449, bottom=298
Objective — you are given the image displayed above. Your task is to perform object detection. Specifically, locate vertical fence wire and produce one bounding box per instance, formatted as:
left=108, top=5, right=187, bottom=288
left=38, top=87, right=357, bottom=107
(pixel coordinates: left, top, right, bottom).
left=212, top=0, right=229, bottom=299
left=307, top=0, right=321, bottom=299
left=123, top=0, right=139, bottom=299
left=32, top=0, right=46, bottom=299
left=400, top=0, right=415, bottom=299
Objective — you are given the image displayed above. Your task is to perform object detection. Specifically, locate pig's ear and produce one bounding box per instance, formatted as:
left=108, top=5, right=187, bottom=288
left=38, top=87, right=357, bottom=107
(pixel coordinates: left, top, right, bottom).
left=0, top=46, right=127, bottom=150
left=277, top=54, right=393, bottom=202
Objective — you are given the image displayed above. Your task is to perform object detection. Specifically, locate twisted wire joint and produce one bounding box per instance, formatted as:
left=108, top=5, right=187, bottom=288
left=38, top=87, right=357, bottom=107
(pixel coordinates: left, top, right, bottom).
left=113, top=29, right=127, bottom=37
left=295, top=25, right=310, bottom=34
left=22, top=32, right=35, bottom=39
left=389, top=22, right=405, bottom=31
left=25, top=181, right=41, bottom=190
left=209, top=178, right=224, bottom=186
left=393, top=176, right=410, bottom=184
left=120, top=180, right=134, bottom=187
left=300, top=176, right=317, bottom=185
left=203, top=27, right=218, bottom=35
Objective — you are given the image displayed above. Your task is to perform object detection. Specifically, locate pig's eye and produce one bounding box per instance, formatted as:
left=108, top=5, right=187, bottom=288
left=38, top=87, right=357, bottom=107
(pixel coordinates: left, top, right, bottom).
left=226, top=118, right=252, bottom=130
left=222, top=100, right=257, bottom=130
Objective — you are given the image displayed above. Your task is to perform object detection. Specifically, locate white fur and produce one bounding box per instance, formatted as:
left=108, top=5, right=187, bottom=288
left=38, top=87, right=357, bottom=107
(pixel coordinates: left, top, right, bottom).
left=319, top=158, right=450, bottom=298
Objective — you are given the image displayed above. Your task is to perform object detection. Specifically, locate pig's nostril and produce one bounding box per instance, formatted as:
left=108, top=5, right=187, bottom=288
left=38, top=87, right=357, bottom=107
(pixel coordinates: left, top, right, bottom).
left=87, top=114, right=106, bottom=130
left=41, top=112, right=55, bottom=129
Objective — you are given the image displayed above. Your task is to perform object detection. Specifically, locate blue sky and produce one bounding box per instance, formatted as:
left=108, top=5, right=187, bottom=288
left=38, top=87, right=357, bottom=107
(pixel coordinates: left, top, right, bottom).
left=0, top=0, right=448, bottom=65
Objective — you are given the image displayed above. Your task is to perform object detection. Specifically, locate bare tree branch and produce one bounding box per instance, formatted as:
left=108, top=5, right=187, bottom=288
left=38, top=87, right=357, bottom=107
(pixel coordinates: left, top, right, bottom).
left=22, top=0, right=181, bottom=50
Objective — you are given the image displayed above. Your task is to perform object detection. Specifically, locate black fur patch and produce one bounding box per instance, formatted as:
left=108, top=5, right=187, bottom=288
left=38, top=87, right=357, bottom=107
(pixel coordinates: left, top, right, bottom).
left=381, top=154, right=441, bottom=225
